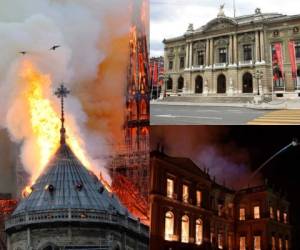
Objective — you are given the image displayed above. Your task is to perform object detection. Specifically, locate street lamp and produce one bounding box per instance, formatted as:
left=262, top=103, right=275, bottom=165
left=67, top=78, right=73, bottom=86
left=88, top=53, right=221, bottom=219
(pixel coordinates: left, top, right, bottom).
left=253, top=70, right=264, bottom=95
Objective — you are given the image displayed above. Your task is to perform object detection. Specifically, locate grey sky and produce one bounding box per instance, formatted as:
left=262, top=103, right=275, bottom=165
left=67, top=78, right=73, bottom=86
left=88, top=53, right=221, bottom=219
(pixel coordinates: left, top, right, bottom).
left=150, top=0, right=300, bottom=57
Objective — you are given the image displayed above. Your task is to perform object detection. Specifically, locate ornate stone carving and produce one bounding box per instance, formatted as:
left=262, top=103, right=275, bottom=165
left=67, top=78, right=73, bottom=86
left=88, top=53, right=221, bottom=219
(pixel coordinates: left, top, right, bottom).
left=214, top=38, right=229, bottom=47
left=193, top=41, right=206, bottom=51
left=238, top=33, right=255, bottom=44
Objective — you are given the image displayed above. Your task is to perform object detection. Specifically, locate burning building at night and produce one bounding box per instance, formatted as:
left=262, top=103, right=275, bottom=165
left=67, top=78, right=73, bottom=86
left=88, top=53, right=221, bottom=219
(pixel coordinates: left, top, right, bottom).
left=150, top=151, right=291, bottom=250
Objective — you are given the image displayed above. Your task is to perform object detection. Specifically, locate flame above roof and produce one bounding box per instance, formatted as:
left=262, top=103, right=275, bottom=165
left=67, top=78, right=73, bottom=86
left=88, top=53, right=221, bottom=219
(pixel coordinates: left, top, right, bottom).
left=13, top=143, right=128, bottom=216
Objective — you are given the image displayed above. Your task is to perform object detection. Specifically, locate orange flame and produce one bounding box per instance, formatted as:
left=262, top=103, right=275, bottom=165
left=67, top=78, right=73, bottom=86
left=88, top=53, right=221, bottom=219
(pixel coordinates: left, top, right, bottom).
left=20, top=60, right=110, bottom=196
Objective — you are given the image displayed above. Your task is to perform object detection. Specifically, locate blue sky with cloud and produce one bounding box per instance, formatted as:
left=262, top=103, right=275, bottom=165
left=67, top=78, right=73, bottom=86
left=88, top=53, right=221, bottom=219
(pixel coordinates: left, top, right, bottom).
left=150, top=0, right=300, bottom=56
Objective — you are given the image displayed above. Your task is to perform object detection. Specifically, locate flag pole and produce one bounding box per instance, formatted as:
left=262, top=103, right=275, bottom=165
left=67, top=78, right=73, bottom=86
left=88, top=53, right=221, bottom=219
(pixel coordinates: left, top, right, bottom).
left=233, top=0, right=236, bottom=18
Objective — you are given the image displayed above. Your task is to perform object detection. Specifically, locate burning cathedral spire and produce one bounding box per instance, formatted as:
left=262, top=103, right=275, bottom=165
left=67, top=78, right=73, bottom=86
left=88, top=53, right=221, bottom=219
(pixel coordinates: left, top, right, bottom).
left=4, top=85, right=149, bottom=250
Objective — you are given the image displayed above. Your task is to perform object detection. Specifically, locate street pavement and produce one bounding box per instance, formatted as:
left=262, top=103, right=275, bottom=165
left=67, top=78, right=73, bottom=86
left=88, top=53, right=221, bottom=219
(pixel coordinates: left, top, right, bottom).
left=150, top=103, right=300, bottom=125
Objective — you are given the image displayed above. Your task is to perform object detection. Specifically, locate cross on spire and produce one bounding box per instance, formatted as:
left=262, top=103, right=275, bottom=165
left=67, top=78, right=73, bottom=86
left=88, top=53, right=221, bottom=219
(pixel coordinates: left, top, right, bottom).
left=55, top=83, right=70, bottom=145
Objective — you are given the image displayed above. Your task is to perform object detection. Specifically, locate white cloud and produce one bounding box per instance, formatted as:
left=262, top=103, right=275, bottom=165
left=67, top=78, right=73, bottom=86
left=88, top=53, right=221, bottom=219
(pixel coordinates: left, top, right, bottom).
left=150, top=0, right=300, bottom=56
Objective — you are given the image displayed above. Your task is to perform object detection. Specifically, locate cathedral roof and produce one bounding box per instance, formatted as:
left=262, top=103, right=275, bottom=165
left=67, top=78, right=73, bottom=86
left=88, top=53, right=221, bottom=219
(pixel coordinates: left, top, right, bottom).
left=13, top=143, right=128, bottom=216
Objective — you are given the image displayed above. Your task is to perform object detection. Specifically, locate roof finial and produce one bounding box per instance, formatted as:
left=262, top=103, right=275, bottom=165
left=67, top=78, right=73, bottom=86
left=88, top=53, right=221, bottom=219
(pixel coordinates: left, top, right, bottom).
left=55, top=83, right=70, bottom=145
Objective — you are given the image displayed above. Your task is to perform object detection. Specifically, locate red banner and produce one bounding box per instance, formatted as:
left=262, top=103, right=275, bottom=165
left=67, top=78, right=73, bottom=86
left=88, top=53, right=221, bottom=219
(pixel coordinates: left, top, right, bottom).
left=153, top=61, right=158, bottom=85
left=288, top=41, right=297, bottom=80
left=273, top=43, right=284, bottom=80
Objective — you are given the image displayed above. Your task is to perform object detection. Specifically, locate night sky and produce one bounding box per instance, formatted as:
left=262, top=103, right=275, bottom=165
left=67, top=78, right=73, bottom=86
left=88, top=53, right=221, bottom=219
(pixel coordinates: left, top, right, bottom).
left=151, top=125, right=300, bottom=248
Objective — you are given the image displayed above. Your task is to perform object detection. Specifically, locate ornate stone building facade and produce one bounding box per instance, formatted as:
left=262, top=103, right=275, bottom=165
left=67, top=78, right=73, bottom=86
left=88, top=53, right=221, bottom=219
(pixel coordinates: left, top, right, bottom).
left=163, top=8, right=300, bottom=100
left=150, top=151, right=291, bottom=250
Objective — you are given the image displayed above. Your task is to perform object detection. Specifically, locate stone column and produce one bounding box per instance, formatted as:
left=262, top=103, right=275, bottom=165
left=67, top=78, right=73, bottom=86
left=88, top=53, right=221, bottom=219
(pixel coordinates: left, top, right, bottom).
left=206, top=39, right=210, bottom=66
left=260, top=31, right=265, bottom=62
left=210, top=39, right=214, bottom=66
left=255, top=31, right=260, bottom=63
left=229, top=35, right=233, bottom=64
left=189, top=42, right=193, bottom=68
left=233, top=34, right=238, bottom=65
left=27, top=228, right=31, bottom=248
left=185, top=43, right=189, bottom=68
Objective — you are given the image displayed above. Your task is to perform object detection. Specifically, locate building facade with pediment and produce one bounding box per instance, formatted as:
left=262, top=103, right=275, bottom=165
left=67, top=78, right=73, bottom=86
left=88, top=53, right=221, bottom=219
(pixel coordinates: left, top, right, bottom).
left=163, top=8, right=300, bottom=100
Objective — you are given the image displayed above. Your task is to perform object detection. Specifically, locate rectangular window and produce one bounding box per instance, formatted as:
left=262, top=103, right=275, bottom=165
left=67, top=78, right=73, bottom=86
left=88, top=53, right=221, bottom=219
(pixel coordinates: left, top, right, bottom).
left=218, top=204, right=223, bottom=217
left=182, top=184, right=189, bottom=203
left=240, top=236, right=246, bottom=250
left=254, top=206, right=260, bottom=219
left=243, top=44, right=252, bottom=61
left=196, top=190, right=202, bottom=207
left=228, top=235, right=233, bottom=250
left=277, top=209, right=281, bottom=222
left=219, top=48, right=227, bottom=63
left=218, top=233, right=223, bottom=249
left=270, top=207, right=274, bottom=219
left=180, top=57, right=185, bottom=69
left=169, top=60, right=173, bottom=70
left=198, top=50, right=205, bottom=65
left=272, top=236, right=276, bottom=250
left=285, top=239, right=289, bottom=250
left=166, top=178, right=174, bottom=199
left=239, top=208, right=245, bottom=221
left=295, top=42, right=300, bottom=59
left=279, top=238, right=283, bottom=250
left=254, top=236, right=261, bottom=250
left=283, top=212, right=288, bottom=224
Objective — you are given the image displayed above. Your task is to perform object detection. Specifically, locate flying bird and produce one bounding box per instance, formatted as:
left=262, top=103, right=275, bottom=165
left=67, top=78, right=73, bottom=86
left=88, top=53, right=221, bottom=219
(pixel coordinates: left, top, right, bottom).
left=50, top=45, right=61, bottom=50
left=19, top=51, right=27, bottom=55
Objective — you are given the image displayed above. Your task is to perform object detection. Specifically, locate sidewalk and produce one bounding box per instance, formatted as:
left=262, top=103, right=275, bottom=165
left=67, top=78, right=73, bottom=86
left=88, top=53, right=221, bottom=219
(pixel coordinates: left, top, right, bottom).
left=150, top=99, right=300, bottom=110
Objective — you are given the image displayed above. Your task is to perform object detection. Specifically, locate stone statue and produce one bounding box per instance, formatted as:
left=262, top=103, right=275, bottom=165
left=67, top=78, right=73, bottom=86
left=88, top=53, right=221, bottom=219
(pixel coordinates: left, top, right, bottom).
left=217, top=4, right=225, bottom=17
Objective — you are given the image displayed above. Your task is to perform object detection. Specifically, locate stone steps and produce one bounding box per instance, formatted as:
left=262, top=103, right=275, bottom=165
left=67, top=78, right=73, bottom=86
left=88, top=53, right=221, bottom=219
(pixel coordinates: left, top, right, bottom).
left=163, top=95, right=255, bottom=103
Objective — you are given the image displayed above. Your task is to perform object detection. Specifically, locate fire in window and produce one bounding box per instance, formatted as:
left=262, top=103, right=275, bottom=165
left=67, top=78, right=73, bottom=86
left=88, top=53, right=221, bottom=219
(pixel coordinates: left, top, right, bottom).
left=218, top=233, right=223, bottom=249
left=272, top=236, right=276, bottom=250
left=239, top=236, right=246, bottom=250
left=277, top=209, right=281, bottom=221
left=239, top=208, right=245, bottom=220
left=279, top=238, right=283, bottom=250
left=164, top=211, right=174, bottom=241
left=283, top=212, right=288, bottom=224
left=254, top=206, right=260, bottom=219
left=181, top=215, right=189, bottom=243
left=270, top=206, right=274, bottom=219
left=196, top=190, right=202, bottom=207
left=285, top=239, right=289, bottom=250
left=166, top=178, right=174, bottom=199
left=195, top=219, right=203, bottom=245
left=182, top=184, right=189, bottom=203
left=254, top=236, right=261, bottom=250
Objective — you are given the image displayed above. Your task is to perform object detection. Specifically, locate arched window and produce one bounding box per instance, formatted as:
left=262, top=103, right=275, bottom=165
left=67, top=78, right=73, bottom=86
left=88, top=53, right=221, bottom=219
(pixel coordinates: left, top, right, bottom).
left=181, top=215, right=189, bottom=243
left=167, top=77, right=173, bottom=90
left=217, top=74, right=226, bottom=94
left=177, top=76, right=184, bottom=91
left=195, top=219, right=203, bottom=245
left=195, top=75, right=203, bottom=94
left=165, top=211, right=174, bottom=241
left=242, top=72, right=253, bottom=93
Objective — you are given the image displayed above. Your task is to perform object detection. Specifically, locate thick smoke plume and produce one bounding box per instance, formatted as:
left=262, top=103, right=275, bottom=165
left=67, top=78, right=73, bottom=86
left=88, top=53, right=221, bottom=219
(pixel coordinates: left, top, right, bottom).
left=0, top=0, right=142, bottom=185
left=151, top=126, right=263, bottom=190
